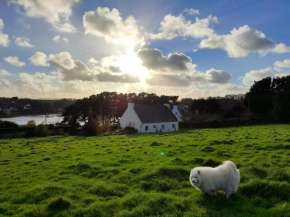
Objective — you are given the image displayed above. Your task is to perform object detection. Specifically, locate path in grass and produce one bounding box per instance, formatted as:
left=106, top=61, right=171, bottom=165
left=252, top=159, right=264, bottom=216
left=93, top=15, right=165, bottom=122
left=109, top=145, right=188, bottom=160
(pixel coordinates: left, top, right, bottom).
left=1, top=125, right=290, bottom=217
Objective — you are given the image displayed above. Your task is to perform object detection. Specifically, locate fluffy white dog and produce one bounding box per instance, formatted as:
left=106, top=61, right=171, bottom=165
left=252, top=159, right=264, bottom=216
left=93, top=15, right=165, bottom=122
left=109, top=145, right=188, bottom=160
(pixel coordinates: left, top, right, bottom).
left=189, top=161, right=240, bottom=197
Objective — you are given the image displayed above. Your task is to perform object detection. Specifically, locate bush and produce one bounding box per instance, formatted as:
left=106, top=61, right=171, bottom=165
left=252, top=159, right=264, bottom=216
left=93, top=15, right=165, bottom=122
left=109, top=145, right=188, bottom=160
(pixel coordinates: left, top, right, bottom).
left=123, top=126, right=138, bottom=134
left=26, top=120, right=36, bottom=127
left=35, top=125, right=50, bottom=137
left=81, top=122, right=100, bottom=136
left=0, top=120, right=19, bottom=128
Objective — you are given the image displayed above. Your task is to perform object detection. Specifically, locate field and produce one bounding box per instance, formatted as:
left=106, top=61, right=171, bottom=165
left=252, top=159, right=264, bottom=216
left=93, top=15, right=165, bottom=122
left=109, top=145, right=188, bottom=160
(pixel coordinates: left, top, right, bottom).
left=1, top=125, right=290, bottom=217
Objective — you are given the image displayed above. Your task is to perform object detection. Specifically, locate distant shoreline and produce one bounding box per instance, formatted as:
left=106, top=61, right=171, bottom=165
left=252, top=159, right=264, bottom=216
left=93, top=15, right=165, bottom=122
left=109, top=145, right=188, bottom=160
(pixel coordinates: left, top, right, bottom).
left=0, top=112, right=62, bottom=119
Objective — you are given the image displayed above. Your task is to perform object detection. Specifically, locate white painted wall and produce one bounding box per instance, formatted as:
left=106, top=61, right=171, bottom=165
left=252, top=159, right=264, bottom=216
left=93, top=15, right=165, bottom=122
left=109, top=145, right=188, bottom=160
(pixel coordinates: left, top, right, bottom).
left=140, top=121, right=178, bottom=133
left=120, top=103, right=142, bottom=132
left=172, top=105, right=182, bottom=121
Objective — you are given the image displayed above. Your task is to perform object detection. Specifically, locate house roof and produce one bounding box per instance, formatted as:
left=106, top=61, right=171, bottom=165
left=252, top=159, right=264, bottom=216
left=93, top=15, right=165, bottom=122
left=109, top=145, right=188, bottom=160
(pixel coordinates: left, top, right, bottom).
left=134, top=104, right=178, bottom=123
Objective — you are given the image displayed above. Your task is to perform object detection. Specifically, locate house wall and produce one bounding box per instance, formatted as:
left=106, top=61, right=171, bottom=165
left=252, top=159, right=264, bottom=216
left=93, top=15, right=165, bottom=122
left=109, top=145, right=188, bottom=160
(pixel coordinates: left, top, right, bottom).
left=172, top=106, right=182, bottom=121
left=120, top=103, right=142, bottom=132
left=140, top=121, right=179, bottom=133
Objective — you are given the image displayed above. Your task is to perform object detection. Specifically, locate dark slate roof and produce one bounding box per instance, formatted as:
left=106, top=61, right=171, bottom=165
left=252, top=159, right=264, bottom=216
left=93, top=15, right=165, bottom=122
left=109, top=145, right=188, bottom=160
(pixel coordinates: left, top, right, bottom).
left=134, top=104, right=178, bottom=123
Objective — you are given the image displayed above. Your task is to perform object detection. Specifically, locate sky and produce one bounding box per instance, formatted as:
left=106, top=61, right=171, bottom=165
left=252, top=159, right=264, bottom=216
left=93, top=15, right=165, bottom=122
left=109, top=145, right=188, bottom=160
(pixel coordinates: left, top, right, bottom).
left=0, top=0, right=290, bottom=99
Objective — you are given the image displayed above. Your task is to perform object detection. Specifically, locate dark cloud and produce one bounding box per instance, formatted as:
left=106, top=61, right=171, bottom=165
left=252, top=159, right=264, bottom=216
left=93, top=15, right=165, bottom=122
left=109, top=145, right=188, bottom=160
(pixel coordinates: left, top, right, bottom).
left=138, top=48, right=191, bottom=71
left=146, top=74, right=191, bottom=87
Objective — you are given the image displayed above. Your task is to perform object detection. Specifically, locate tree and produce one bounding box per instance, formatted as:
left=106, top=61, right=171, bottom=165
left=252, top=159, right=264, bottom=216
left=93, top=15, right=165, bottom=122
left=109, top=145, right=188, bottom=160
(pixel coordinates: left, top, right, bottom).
left=272, top=76, right=290, bottom=122
left=244, top=77, right=273, bottom=119
left=26, top=120, right=36, bottom=127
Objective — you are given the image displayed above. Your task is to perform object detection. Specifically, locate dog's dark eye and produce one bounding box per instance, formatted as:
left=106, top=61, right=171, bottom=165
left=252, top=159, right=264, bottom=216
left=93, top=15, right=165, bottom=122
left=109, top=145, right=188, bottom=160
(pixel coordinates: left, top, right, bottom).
left=195, top=177, right=197, bottom=178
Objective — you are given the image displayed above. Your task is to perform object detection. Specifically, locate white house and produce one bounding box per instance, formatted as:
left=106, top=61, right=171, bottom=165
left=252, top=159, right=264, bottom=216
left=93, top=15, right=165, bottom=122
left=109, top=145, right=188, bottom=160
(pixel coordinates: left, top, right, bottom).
left=120, top=103, right=179, bottom=133
left=24, top=104, right=31, bottom=110
left=172, top=105, right=189, bottom=122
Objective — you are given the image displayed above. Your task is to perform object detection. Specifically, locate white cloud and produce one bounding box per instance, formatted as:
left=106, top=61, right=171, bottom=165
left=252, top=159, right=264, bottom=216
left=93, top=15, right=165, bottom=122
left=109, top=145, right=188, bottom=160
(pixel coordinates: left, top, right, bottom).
left=274, top=59, right=290, bottom=72
left=49, top=52, right=95, bottom=81
left=0, top=69, right=13, bottom=76
left=200, top=25, right=275, bottom=58
left=147, top=14, right=217, bottom=40
left=183, top=8, right=199, bottom=16
left=9, top=0, right=79, bottom=33
left=49, top=52, right=76, bottom=69
left=53, top=35, right=68, bottom=43
left=275, top=73, right=290, bottom=78
left=0, top=19, right=10, bottom=47
left=15, top=36, right=33, bottom=47
left=272, top=43, right=290, bottom=54
left=29, top=52, right=49, bottom=67
left=4, top=56, right=25, bottom=67
left=83, top=7, right=145, bottom=49
left=242, top=67, right=273, bottom=86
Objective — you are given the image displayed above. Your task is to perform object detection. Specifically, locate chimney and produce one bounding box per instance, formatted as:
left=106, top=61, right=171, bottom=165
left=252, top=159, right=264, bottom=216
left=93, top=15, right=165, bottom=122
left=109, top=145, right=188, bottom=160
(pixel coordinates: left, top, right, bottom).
left=128, top=102, right=134, bottom=109
left=164, top=104, right=170, bottom=109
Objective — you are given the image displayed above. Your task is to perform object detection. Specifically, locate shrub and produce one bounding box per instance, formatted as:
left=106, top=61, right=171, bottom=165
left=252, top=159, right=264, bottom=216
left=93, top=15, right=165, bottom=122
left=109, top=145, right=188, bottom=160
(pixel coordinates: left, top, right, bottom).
left=81, top=121, right=100, bottom=136
left=26, top=120, right=36, bottom=127
left=123, top=126, right=138, bottom=134
left=35, top=125, right=50, bottom=137
left=0, top=120, right=19, bottom=128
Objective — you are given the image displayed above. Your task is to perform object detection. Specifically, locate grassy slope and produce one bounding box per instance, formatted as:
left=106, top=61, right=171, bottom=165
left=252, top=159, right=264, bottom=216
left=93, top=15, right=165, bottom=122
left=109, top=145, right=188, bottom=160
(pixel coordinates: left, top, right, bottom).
left=0, top=125, right=290, bottom=217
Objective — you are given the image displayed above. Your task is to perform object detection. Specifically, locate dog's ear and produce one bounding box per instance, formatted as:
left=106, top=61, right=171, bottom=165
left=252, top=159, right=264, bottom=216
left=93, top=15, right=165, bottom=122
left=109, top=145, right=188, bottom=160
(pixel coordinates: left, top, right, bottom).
left=198, top=170, right=200, bottom=175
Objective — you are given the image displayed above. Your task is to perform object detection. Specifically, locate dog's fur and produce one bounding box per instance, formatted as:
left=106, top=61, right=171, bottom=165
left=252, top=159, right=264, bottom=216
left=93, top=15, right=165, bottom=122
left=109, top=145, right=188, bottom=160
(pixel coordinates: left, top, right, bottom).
left=189, top=161, right=240, bottom=197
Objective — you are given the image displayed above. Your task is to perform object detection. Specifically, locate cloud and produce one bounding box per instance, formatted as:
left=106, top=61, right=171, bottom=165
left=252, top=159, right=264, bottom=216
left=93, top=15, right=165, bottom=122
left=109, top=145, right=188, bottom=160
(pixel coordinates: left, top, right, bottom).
left=183, top=8, right=199, bottom=16
left=242, top=67, right=273, bottom=86
left=15, top=36, right=33, bottom=47
left=49, top=52, right=76, bottom=69
left=200, top=25, right=275, bottom=58
left=97, top=72, right=139, bottom=83
left=4, top=56, right=25, bottom=67
left=49, top=52, right=95, bottom=81
left=29, top=52, right=49, bottom=67
left=0, top=69, right=13, bottom=76
left=138, top=48, right=193, bottom=72
left=53, top=35, right=68, bottom=43
left=146, top=74, right=192, bottom=87
left=83, top=7, right=145, bottom=49
left=274, top=59, right=290, bottom=72
left=193, top=68, right=232, bottom=84
left=272, top=43, right=290, bottom=54
left=147, top=14, right=217, bottom=40
left=0, top=19, right=10, bottom=47
left=275, top=73, right=290, bottom=78
left=9, top=0, right=79, bottom=33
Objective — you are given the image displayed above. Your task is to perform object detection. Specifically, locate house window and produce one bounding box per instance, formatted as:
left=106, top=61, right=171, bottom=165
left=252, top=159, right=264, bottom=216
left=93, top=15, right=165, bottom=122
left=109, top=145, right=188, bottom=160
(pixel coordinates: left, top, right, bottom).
left=145, top=126, right=149, bottom=131
left=162, top=125, right=165, bottom=130
left=153, top=125, right=156, bottom=129
left=172, top=124, right=175, bottom=129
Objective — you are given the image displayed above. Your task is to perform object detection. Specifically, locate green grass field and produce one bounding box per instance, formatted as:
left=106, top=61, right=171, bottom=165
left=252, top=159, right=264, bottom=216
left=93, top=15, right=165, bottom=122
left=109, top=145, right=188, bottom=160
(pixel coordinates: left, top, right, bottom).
left=1, top=125, right=290, bottom=217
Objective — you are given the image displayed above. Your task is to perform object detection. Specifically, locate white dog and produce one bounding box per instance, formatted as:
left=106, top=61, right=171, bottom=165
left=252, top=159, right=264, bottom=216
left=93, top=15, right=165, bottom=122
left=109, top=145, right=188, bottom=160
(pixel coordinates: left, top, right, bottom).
left=189, top=161, right=240, bottom=197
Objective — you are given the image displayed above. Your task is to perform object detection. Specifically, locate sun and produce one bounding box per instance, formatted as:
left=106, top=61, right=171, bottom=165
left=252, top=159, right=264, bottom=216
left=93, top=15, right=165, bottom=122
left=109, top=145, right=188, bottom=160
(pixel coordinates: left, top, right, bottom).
left=116, top=52, right=149, bottom=82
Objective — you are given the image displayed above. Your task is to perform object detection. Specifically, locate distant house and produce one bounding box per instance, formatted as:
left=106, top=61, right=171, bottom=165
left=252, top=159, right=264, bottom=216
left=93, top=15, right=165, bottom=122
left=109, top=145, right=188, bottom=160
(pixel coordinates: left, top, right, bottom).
left=10, top=107, right=17, bottom=111
left=172, top=105, right=189, bottom=121
left=120, top=103, right=179, bottom=133
left=24, top=104, right=31, bottom=110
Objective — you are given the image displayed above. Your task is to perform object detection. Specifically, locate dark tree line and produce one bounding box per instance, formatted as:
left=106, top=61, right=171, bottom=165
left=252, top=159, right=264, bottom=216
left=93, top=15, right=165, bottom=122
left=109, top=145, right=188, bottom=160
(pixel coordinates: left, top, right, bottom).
left=62, top=92, right=178, bottom=128
left=245, top=75, right=290, bottom=122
